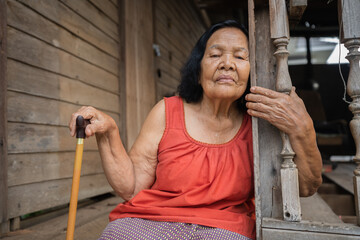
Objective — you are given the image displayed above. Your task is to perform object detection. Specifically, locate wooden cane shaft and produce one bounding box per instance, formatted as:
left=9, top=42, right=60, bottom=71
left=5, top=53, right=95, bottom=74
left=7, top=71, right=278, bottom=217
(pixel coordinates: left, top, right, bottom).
left=66, top=138, right=84, bottom=240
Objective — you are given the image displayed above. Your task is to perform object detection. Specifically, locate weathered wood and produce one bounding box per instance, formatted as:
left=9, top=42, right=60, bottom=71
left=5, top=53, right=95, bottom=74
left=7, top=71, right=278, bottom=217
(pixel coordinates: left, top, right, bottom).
left=300, top=193, right=343, bottom=223
left=263, top=228, right=360, bottom=240
left=249, top=2, right=283, bottom=234
left=7, top=27, right=119, bottom=94
left=89, top=0, right=119, bottom=24
left=3, top=195, right=123, bottom=240
left=118, top=0, right=127, bottom=148
left=320, top=194, right=355, bottom=216
left=288, top=0, right=307, bottom=29
left=263, top=217, right=360, bottom=236
left=323, top=163, right=356, bottom=194
left=269, top=0, right=289, bottom=39
left=339, top=0, right=360, bottom=41
left=8, top=173, right=112, bottom=219
left=7, top=123, right=98, bottom=154
left=60, top=0, right=118, bottom=41
left=124, top=0, right=156, bottom=148
left=247, top=1, right=262, bottom=238
left=269, top=0, right=301, bottom=222
left=8, top=151, right=103, bottom=187
left=9, top=217, right=20, bottom=232
left=19, top=0, right=119, bottom=58
left=7, top=87, right=119, bottom=122
left=0, top=0, right=8, bottom=235
left=6, top=0, right=118, bottom=75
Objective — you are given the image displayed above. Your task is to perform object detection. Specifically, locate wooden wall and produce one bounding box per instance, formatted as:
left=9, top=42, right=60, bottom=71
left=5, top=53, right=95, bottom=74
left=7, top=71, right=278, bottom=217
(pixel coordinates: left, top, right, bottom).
left=153, top=0, right=206, bottom=101
left=5, top=0, right=119, bottom=220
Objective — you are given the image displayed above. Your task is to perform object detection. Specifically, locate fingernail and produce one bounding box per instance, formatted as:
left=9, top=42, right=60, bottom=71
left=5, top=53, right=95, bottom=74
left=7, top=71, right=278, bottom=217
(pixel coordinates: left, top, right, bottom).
left=250, top=87, right=255, bottom=91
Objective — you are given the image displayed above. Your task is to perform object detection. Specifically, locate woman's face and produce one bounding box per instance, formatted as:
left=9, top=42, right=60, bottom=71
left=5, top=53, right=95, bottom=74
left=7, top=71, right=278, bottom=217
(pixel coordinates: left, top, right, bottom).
left=200, top=27, right=250, bottom=102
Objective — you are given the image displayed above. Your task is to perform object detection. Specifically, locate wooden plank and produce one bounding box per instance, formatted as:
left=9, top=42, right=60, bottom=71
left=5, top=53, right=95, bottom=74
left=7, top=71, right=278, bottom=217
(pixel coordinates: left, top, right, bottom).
left=300, top=193, right=343, bottom=223
left=263, top=217, right=360, bottom=236
left=263, top=228, right=360, bottom=240
left=7, top=123, right=98, bottom=154
left=2, top=195, right=123, bottom=240
left=19, top=0, right=119, bottom=58
left=118, top=0, right=127, bottom=149
left=252, top=2, right=283, bottom=221
left=60, top=0, right=118, bottom=41
left=7, top=85, right=119, bottom=119
left=323, top=163, right=356, bottom=194
left=124, top=0, right=156, bottom=148
left=320, top=194, right=355, bottom=216
left=8, top=151, right=103, bottom=187
left=156, top=82, right=176, bottom=101
left=248, top=1, right=261, bottom=238
left=8, top=173, right=113, bottom=218
left=110, top=0, right=118, bottom=7
left=339, top=0, right=360, bottom=41
left=89, top=0, right=119, bottom=24
left=0, top=0, right=8, bottom=234
left=6, top=0, right=118, bottom=75
left=7, top=27, right=119, bottom=94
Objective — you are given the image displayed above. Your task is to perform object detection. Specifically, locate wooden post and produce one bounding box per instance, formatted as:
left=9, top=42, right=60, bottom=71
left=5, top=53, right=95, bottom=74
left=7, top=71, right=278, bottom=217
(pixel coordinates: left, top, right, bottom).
left=122, top=0, right=156, bottom=149
left=269, top=0, right=301, bottom=222
left=0, top=0, right=9, bottom=236
left=339, top=0, right=360, bottom=226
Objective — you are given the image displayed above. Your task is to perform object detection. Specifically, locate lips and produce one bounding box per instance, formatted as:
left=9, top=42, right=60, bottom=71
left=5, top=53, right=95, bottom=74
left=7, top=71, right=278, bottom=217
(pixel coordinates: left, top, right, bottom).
left=216, top=75, right=235, bottom=83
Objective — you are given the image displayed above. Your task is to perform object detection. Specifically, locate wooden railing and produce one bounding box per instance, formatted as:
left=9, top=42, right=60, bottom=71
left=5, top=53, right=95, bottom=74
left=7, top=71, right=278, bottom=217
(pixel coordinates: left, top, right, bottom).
left=269, top=0, right=301, bottom=222
left=339, top=0, right=360, bottom=227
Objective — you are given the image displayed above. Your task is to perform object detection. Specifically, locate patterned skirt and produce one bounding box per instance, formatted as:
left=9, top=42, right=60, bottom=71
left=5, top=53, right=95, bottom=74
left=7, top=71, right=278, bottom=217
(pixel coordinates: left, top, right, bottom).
left=98, top=217, right=252, bottom=240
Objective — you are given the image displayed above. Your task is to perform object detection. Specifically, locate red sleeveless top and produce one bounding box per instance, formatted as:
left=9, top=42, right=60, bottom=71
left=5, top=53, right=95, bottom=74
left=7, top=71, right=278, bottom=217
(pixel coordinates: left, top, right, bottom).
left=109, top=96, right=255, bottom=239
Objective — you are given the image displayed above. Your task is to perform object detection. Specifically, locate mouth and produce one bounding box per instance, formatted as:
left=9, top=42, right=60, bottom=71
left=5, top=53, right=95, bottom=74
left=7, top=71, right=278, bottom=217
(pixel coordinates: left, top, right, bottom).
left=216, top=75, right=235, bottom=83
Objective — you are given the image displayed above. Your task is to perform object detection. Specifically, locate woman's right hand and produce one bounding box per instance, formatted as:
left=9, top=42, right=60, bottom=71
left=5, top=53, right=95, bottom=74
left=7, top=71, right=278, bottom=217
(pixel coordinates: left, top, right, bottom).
left=68, top=106, right=116, bottom=138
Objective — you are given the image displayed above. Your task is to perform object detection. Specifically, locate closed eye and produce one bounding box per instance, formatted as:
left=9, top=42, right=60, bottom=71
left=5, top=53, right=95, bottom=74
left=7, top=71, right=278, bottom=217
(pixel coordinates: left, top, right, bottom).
left=211, top=54, right=220, bottom=58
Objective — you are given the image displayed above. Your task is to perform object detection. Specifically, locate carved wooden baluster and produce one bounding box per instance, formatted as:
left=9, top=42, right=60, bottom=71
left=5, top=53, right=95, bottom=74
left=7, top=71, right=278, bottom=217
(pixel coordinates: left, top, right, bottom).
left=339, top=0, right=360, bottom=226
left=269, top=0, right=301, bottom=222
left=346, top=39, right=360, bottom=226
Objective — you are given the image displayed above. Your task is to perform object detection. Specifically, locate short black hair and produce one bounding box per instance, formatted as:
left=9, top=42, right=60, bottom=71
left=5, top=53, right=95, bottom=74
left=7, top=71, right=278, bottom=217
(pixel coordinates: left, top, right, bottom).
left=177, top=20, right=249, bottom=111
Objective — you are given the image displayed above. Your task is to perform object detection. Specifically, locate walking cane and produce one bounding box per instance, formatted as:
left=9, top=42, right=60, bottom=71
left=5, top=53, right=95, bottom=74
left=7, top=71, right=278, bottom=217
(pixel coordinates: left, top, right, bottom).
left=66, top=115, right=90, bottom=240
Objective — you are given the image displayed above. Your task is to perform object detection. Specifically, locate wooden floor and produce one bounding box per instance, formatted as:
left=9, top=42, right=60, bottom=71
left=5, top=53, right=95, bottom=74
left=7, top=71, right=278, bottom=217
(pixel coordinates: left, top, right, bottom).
left=2, top=195, right=123, bottom=240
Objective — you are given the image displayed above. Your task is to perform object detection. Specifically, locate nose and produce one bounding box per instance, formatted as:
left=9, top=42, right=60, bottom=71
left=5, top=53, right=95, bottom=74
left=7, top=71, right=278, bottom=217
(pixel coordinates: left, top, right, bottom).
left=219, top=54, right=235, bottom=71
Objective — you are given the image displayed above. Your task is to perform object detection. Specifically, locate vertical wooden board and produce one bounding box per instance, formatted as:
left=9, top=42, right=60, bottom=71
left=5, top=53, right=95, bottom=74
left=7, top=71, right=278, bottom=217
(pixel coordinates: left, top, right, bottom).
left=8, top=151, right=103, bottom=187
left=6, top=0, right=118, bottom=75
left=7, top=123, right=98, bottom=154
left=19, top=0, right=119, bottom=58
left=340, top=0, right=360, bottom=40
left=118, top=0, right=127, bottom=149
left=0, top=0, right=7, bottom=231
left=252, top=3, right=283, bottom=223
left=136, top=0, right=156, bottom=126
left=8, top=173, right=112, bottom=218
left=7, top=27, right=119, bottom=93
left=124, top=0, right=156, bottom=148
left=89, top=0, right=119, bottom=24
left=60, top=0, right=118, bottom=41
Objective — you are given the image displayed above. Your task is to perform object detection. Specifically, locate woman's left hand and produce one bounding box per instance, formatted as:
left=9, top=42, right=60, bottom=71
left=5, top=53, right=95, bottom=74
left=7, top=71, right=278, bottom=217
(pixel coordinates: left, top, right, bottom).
left=245, top=86, right=312, bottom=137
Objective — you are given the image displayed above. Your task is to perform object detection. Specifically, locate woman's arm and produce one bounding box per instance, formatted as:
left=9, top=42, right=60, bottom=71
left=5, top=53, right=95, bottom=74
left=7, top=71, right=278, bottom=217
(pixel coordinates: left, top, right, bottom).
left=68, top=100, right=165, bottom=200
left=245, top=86, right=322, bottom=197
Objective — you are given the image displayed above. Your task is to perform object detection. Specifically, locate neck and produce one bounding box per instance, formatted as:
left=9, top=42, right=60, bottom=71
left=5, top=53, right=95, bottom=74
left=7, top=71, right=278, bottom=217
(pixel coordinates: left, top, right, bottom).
left=199, top=95, right=238, bottom=119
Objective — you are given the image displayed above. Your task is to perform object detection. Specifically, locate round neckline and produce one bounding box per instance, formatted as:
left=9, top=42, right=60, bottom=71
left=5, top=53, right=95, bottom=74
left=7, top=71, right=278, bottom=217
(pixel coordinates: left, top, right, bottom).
left=180, top=97, right=247, bottom=147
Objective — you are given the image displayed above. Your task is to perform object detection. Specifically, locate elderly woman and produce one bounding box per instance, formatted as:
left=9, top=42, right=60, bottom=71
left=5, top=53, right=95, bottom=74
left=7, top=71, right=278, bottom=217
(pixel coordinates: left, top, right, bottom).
left=69, top=20, right=322, bottom=240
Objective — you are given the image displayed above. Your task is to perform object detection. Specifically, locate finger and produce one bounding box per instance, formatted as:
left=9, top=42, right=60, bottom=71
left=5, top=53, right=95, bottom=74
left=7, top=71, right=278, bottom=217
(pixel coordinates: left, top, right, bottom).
left=68, top=106, right=94, bottom=137
left=246, top=101, right=274, bottom=114
left=246, top=93, right=274, bottom=105
left=250, top=86, right=283, bottom=99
